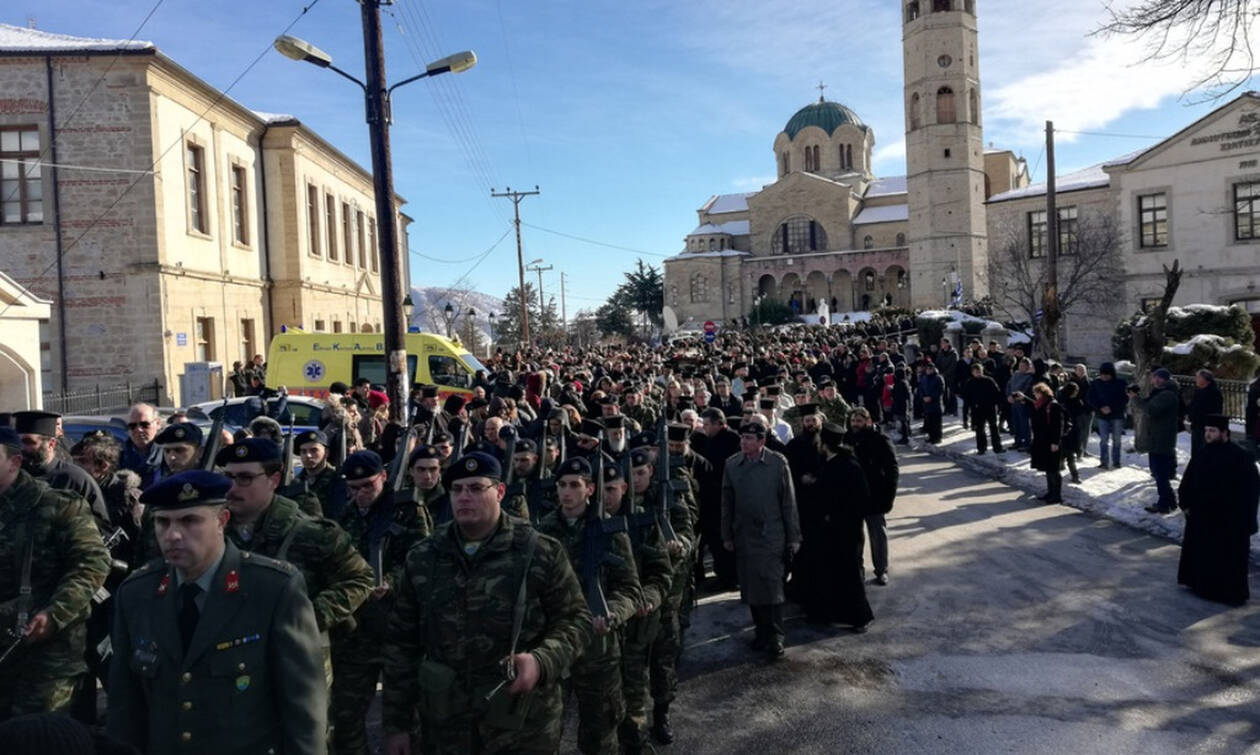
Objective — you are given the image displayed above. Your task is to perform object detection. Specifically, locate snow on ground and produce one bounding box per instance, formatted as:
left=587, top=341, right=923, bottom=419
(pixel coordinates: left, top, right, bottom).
left=910, top=415, right=1260, bottom=562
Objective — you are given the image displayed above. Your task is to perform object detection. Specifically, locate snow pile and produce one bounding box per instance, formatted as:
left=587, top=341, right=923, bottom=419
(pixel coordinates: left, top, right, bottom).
left=910, top=417, right=1260, bottom=562
left=0, top=23, right=154, bottom=52
left=1168, top=334, right=1228, bottom=356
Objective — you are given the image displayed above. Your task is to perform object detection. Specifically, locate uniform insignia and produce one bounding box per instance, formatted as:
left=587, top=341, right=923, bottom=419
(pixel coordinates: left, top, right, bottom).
left=235, top=674, right=251, bottom=691
left=215, top=633, right=261, bottom=651
left=174, top=427, right=186, bottom=440
left=156, top=574, right=170, bottom=596
left=178, top=483, right=198, bottom=502
left=465, top=458, right=477, bottom=471
left=353, top=466, right=364, bottom=476
left=225, top=570, right=240, bottom=593
left=235, top=445, right=249, bottom=458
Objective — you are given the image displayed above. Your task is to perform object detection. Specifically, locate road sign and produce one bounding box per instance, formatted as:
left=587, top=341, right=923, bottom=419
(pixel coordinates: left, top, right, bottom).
left=703, top=321, right=717, bottom=343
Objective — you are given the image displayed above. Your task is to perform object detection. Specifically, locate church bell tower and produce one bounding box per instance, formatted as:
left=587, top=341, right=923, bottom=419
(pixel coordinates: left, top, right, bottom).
left=902, top=0, right=987, bottom=309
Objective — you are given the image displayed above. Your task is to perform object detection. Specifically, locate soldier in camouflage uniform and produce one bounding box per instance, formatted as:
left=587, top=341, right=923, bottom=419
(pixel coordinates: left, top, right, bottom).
left=331, top=451, right=429, bottom=754
left=381, top=452, right=591, bottom=755
left=282, top=430, right=347, bottom=520
left=622, top=386, right=658, bottom=432
left=0, top=427, right=110, bottom=721
left=816, top=379, right=852, bottom=427
left=536, top=457, right=641, bottom=755
left=216, top=438, right=374, bottom=693
left=608, top=454, right=673, bottom=754
left=504, top=438, right=554, bottom=523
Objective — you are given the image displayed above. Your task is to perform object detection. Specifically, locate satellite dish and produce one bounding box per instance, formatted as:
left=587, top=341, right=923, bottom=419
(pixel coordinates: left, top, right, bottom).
left=662, top=305, right=679, bottom=334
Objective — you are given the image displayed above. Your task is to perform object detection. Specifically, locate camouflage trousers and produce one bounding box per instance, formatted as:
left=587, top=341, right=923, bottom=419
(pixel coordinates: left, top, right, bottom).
left=418, top=684, right=565, bottom=755
left=567, top=630, right=624, bottom=755
left=617, top=612, right=661, bottom=749
left=330, top=631, right=380, bottom=755
left=650, top=591, right=683, bottom=705
left=0, top=656, right=81, bottom=721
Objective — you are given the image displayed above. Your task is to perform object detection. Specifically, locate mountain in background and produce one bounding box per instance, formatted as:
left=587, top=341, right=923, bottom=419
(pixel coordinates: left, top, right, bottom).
left=408, top=286, right=503, bottom=344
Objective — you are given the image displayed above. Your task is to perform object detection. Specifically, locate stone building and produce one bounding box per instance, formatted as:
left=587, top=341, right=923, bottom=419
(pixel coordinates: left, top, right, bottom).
left=0, top=24, right=408, bottom=403
left=0, top=270, right=51, bottom=409
left=664, top=0, right=1021, bottom=326
left=986, top=91, right=1260, bottom=362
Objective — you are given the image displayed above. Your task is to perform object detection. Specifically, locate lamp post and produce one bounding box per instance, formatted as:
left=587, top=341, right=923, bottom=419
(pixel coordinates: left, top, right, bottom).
left=466, top=307, right=476, bottom=350
left=273, top=24, right=475, bottom=426
left=402, top=294, right=414, bottom=330
left=488, top=312, right=496, bottom=357
left=442, top=302, right=455, bottom=338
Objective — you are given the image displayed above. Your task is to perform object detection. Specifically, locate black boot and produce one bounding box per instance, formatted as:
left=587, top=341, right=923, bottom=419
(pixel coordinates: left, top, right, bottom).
left=652, top=704, right=674, bottom=745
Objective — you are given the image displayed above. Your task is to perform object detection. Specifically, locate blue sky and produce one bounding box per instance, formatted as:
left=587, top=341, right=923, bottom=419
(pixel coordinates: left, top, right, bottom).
left=14, top=0, right=1259, bottom=313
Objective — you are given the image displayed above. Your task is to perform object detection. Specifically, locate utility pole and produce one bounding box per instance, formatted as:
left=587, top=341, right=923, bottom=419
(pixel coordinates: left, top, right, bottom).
left=1044, top=120, right=1060, bottom=359
left=560, top=271, right=567, bottom=331
left=491, top=186, right=540, bottom=349
left=527, top=262, right=552, bottom=346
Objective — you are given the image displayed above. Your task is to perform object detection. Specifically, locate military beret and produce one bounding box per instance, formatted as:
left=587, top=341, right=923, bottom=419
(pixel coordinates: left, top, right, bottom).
left=295, top=429, right=328, bottom=447
left=797, top=403, right=819, bottom=417
left=739, top=422, right=767, bottom=438
left=630, top=448, right=652, bottom=468
left=514, top=438, right=537, bottom=454
left=579, top=419, right=605, bottom=437
left=443, top=451, right=502, bottom=485
left=666, top=424, right=689, bottom=442
left=544, top=436, right=559, bottom=448
left=629, top=431, right=656, bottom=449
left=420, top=385, right=439, bottom=399
left=557, top=457, right=592, bottom=479
left=759, top=398, right=775, bottom=410
left=0, top=412, right=11, bottom=428
left=342, top=450, right=384, bottom=480
left=603, top=415, right=625, bottom=430
left=820, top=422, right=846, bottom=445
left=155, top=422, right=203, bottom=447
left=13, top=410, right=58, bottom=437
left=408, top=444, right=442, bottom=466
left=603, top=464, right=623, bottom=483
left=140, top=470, right=231, bottom=510
left=1204, top=414, right=1230, bottom=431
left=431, top=431, right=453, bottom=444
left=216, top=437, right=281, bottom=466
left=0, top=427, right=19, bottom=449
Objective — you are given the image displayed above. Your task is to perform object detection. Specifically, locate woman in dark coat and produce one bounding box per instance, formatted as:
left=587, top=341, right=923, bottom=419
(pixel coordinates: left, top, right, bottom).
left=1030, top=382, right=1066, bottom=503
left=798, top=422, right=875, bottom=631
left=1056, top=381, right=1084, bottom=484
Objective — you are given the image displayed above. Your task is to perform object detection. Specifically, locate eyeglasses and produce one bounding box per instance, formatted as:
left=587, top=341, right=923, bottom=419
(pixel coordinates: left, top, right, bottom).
left=449, top=482, right=497, bottom=496
left=223, top=471, right=269, bottom=486
left=127, top=421, right=153, bottom=430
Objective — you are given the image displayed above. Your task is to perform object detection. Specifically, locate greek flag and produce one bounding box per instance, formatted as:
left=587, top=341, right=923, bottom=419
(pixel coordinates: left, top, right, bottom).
left=951, top=280, right=964, bottom=307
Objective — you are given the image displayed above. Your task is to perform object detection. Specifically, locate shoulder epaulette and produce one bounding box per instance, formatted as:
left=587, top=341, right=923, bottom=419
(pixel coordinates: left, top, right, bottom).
left=240, top=550, right=298, bottom=575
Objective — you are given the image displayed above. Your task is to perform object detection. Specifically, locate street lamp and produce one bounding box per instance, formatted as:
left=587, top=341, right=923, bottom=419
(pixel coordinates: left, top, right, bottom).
left=442, top=302, right=455, bottom=338
left=273, top=22, right=476, bottom=426
left=488, top=312, right=496, bottom=357
left=402, top=293, right=414, bottom=323
left=466, top=308, right=476, bottom=349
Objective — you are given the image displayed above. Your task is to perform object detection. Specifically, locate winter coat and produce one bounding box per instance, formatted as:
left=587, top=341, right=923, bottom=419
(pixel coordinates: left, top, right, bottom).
left=1007, top=371, right=1034, bottom=401
left=721, top=448, right=801, bottom=605
left=1188, top=381, right=1224, bottom=431
left=1086, top=376, right=1129, bottom=417
left=1030, top=398, right=1066, bottom=472
left=844, top=428, right=900, bottom=514
left=1248, top=377, right=1260, bottom=442
left=935, top=348, right=959, bottom=385
left=962, top=375, right=1003, bottom=419
left=1131, top=383, right=1181, bottom=456
left=918, top=373, right=945, bottom=416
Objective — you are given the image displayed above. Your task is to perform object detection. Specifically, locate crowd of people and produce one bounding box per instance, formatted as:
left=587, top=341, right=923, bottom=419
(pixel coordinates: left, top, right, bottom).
left=0, top=321, right=1257, bottom=754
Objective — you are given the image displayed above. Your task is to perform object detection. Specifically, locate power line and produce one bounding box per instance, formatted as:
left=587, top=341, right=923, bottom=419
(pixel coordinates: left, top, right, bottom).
left=411, top=226, right=511, bottom=265
left=0, top=0, right=323, bottom=319
left=1054, top=128, right=1165, bottom=139
left=0, top=158, right=154, bottom=175
left=495, top=0, right=534, bottom=177
left=520, top=222, right=671, bottom=258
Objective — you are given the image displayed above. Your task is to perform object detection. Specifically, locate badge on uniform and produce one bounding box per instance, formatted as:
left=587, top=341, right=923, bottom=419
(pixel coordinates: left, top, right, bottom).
left=156, top=574, right=171, bottom=596
left=235, top=675, right=250, bottom=692
left=225, top=570, right=239, bottom=593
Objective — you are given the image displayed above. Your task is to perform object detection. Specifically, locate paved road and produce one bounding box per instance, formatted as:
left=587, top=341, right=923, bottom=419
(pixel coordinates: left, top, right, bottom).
left=645, top=449, right=1260, bottom=754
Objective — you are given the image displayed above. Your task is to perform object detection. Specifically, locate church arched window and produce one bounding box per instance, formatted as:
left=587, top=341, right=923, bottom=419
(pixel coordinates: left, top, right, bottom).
left=896, top=232, right=906, bottom=246
left=719, top=237, right=726, bottom=250
left=804, top=147, right=813, bottom=172
left=933, top=0, right=952, bottom=11
left=906, top=1, right=920, bottom=22
left=784, top=151, right=791, bottom=174
left=771, top=215, right=827, bottom=255
left=969, top=88, right=980, bottom=125
left=846, top=144, right=854, bottom=170
left=708, top=238, right=715, bottom=251
left=910, top=93, right=921, bottom=130
left=964, top=0, right=975, bottom=13
left=863, top=235, right=874, bottom=249
left=813, top=145, right=821, bottom=172
left=689, top=273, right=708, bottom=303
left=937, top=87, right=956, bottom=124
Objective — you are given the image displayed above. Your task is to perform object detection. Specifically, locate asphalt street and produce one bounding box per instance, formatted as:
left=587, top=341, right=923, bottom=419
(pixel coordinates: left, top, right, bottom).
left=648, top=449, right=1260, bottom=754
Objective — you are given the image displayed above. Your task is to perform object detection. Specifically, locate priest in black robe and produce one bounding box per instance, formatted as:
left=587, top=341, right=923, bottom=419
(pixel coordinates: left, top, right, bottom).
left=784, top=405, right=823, bottom=603
left=797, top=422, right=875, bottom=630
left=1177, top=414, right=1259, bottom=606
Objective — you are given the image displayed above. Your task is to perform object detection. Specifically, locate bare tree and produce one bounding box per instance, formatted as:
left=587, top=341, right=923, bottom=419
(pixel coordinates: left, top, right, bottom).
left=1098, top=0, right=1260, bottom=100
left=985, top=210, right=1125, bottom=361
left=1130, top=259, right=1185, bottom=388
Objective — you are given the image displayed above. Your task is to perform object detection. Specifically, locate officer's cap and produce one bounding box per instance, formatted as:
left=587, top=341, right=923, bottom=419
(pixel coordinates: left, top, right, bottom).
left=13, top=410, right=58, bottom=437
left=666, top=424, right=689, bottom=442
left=408, top=444, right=441, bottom=466
left=739, top=422, right=767, bottom=438
left=630, top=448, right=652, bottom=468
left=342, top=450, right=384, bottom=480
left=443, top=451, right=502, bottom=485
left=156, top=422, right=203, bottom=447
left=431, top=431, right=453, bottom=444
left=215, top=437, right=281, bottom=466
left=140, top=470, right=231, bottom=510
left=295, top=429, right=328, bottom=448
left=557, top=457, right=592, bottom=480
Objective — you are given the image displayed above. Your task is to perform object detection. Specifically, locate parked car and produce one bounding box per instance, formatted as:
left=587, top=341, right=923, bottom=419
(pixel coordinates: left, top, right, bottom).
left=60, top=416, right=131, bottom=446
left=186, top=396, right=325, bottom=435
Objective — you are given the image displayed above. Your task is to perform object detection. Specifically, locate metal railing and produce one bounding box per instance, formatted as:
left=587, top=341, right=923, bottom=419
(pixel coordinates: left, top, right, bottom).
left=42, top=379, right=162, bottom=416
left=1170, top=374, right=1249, bottom=425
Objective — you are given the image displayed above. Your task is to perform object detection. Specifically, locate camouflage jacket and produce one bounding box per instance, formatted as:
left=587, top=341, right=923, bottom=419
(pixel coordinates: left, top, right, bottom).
left=612, top=496, right=673, bottom=611
left=816, top=395, right=852, bottom=426
left=380, top=514, right=590, bottom=734
left=535, top=509, right=641, bottom=632
left=623, top=404, right=658, bottom=433
left=638, top=486, right=695, bottom=576
left=286, top=463, right=346, bottom=520
left=0, top=471, right=110, bottom=666
left=227, top=494, right=373, bottom=632
left=336, top=489, right=430, bottom=638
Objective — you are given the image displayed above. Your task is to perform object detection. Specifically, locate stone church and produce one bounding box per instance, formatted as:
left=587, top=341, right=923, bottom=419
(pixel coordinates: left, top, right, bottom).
left=664, top=0, right=1028, bottom=327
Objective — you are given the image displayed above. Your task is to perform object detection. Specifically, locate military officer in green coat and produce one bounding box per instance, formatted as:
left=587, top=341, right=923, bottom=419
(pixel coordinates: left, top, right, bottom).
left=107, top=470, right=327, bottom=754
left=0, top=427, right=111, bottom=721
left=382, top=452, right=591, bottom=754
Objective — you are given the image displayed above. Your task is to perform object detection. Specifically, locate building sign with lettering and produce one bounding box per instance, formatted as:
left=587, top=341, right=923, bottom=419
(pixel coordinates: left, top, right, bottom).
left=1190, top=111, right=1260, bottom=152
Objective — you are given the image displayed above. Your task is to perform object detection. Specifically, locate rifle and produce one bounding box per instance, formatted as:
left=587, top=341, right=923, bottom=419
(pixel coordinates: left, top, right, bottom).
left=0, top=626, right=28, bottom=667
left=653, top=419, right=681, bottom=544
left=500, top=425, right=518, bottom=487
left=200, top=396, right=229, bottom=470
left=335, top=414, right=349, bottom=468
left=580, top=436, right=628, bottom=622
left=280, top=418, right=296, bottom=487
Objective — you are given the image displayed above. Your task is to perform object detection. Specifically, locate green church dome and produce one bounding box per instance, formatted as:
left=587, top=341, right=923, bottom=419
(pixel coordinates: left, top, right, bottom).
left=783, top=99, right=867, bottom=140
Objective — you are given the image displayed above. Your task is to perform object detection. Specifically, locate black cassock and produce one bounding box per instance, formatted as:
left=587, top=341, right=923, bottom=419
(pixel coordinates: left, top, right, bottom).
left=794, top=449, right=875, bottom=627
left=1177, top=440, right=1260, bottom=606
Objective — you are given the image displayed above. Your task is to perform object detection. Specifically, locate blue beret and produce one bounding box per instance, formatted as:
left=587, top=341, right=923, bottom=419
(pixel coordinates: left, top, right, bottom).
left=140, top=470, right=231, bottom=509
left=443, top=452, right=502, bottom=485
left=342, top=450, right=384, bottom=480
left=514, top=438, right=537, bottom=454
left=407, top=444, right=441, bottom=466
left=295, top=430, right=328, bottom=447
left=630, top=449, right=652, bottom=468
left=215, top=437, right=281, bottom=466
left=629, top=431, right=655, bottom=449
left=603, top=464, right=623, bottom=483
left=557, top=457, right=592, bottom=479
left=156, top=422, right=203, bottom=447
left=0, top=427, right=19, bottom=448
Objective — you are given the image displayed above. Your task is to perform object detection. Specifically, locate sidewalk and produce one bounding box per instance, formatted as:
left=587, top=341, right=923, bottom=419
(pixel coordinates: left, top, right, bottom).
left=905, top=414, right=1260, bottom=563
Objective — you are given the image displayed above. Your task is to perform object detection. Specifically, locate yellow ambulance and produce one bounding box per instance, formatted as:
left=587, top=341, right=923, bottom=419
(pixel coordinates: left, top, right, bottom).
left=265, top=329, right=488, bottom=399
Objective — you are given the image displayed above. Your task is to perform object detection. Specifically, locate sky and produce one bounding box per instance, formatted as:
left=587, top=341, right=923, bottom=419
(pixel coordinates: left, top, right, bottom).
left=12, top=0, right=1260, bottom=315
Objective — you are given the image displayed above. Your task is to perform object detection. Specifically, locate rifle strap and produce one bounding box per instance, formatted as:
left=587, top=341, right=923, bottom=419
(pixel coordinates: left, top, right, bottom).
left=15, top=535, right=33, bottom=632
left=508, top=529, right=539, bottom=661
left=276, top=522, right=301, bottom=563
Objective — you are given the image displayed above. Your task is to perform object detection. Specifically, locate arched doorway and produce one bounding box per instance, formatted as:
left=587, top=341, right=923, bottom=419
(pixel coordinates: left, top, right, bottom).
left=757, top=274, right=777, bottom=302
left=831, top=270, right=853, bottom=312
left=857, top=267, right=878, bottom=310
left=885, top=265, right=908, bottom=309
left=804, top=271, right=828, bottom=315
left=780, top=273, right=803, bottom=316
left=0, top=344, right=37, bottom=410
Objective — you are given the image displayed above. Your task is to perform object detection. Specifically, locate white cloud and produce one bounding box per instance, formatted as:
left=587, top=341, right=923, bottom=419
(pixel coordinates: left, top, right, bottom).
left=732, top=175, right=775, bottom=190
left=873, top=138, right=905, bottom=168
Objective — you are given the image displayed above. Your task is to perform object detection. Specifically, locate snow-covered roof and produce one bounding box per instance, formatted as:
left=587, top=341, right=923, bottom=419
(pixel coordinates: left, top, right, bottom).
left=864, top=176, right=907, bottom=197
left=664, top=250, right=749, bottom=262
left=689, top=220, right=749, bottom=236
left=252, top=110, right=299, bottom=125
left=852, top=204, right=908, bottom=225
left=701, top=192, right=758, bottom=214
left=987, top=161, right=1112, bottom=203
left=0, top=23, right=154, bottom=53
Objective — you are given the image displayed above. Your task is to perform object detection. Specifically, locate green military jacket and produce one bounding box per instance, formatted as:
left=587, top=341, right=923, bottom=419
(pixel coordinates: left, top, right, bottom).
left=335, top=489, right=429, bottom=637
left=817, top=394, right=852, bottom=427
left=535, top=508, right=641, bottom=636
left=287, top=463, right=343, bottom=518
left=612, top=496, right=673, bottom=612
left=0, top=471, right=110, bottom=672
left=623, top=404, right=658, bottom=433
left=380, top=514, right=590, bottom=735
left=107, top=542, right=327, bottom=755
left=226, top=495, right=373, bottom=633
left=637, top=486, right=695, bottom=589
